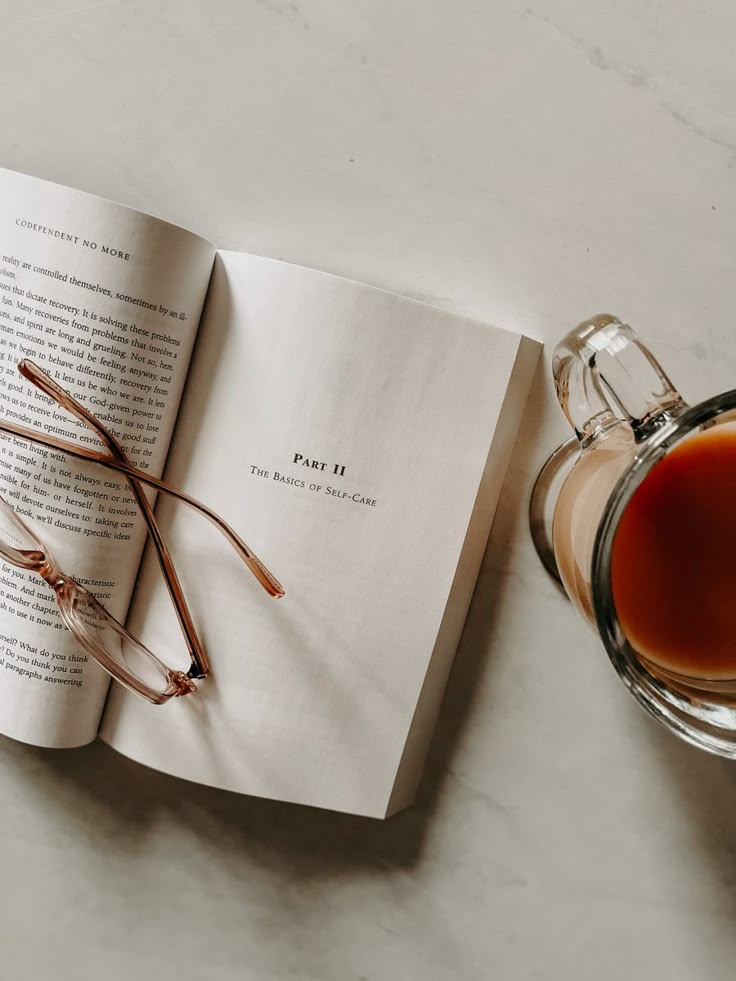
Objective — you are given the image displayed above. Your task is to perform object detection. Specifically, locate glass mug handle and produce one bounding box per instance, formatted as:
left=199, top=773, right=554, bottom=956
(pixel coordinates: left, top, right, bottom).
left=530, top=314, right=687, bottom=586
left=553, top=313, right=687, bottom=446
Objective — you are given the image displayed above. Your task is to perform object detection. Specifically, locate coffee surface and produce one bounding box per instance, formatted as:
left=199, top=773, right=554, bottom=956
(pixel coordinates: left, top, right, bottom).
left=612, top=421, right=736, bottom=679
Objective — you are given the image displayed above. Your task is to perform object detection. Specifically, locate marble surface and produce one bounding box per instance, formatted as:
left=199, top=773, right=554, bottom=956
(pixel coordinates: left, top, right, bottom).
left=3, top=1, right=736, bottom=978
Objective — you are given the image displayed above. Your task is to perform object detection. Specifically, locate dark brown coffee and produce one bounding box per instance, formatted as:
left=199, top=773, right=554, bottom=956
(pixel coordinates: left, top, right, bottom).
left=611, top=422, right=736, bottom=680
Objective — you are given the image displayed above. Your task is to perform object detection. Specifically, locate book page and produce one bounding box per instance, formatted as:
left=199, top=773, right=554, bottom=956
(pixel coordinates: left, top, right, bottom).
left=101, top=252, right=538, bottom=816
left=0, top=169, right=215, bottom=748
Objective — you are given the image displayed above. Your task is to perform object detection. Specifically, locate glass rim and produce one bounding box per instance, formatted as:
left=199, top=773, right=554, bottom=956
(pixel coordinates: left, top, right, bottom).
left=590, top=388, right=736, bottom=756
left=54, top=577, right=193, bottom=704
left=0, top=495, right=192, bottom=704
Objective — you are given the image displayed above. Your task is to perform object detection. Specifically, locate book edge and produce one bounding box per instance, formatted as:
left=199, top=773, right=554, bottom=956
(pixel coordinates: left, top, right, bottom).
left=382, top=334, right=542, bottom=818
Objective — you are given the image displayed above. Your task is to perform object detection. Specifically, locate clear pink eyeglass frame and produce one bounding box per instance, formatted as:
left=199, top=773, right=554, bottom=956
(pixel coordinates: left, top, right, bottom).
left=0, top=359, right=284, bottom=704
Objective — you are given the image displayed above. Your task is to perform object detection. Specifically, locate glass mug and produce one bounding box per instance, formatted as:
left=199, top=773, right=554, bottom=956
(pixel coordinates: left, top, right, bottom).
left=531, top=314, right=736, bottom=757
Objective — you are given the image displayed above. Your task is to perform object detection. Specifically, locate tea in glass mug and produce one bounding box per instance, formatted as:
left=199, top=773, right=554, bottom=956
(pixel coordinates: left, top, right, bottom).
left=531, top=314, right=736, bottom=756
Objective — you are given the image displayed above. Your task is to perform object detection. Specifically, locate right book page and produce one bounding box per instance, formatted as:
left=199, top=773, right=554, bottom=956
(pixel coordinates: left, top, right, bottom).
left=100, top=252, right=540, bottom=817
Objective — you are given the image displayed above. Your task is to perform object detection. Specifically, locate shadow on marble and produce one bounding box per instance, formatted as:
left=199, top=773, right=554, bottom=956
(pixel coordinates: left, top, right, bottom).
left=0, top=359, right=551, bottom=878
left=645, top=717, right=736, bottom=912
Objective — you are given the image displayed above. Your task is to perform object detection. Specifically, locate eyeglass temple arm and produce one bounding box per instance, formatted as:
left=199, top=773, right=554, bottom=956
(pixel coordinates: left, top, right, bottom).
left=17, top=359, right=211, bottom=679
left=0, top=417, right=285, bottom=599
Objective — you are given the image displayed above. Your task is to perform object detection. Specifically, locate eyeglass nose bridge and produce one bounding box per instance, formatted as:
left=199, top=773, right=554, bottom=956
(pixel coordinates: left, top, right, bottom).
left=36, top=556, right=67, bottom=590
left=0, top=536, right=66, bottom=587
left=10, top=546, right=67, bottom=590
left=0, top=495, right=65, bottom=582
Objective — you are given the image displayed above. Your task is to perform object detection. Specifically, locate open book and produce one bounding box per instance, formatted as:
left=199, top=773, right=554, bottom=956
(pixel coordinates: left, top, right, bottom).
left=0, top=168, right=539, bottom=817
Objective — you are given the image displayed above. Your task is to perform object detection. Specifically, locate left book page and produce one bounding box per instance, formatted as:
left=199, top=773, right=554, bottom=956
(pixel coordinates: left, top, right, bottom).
left=0, top=169, right=215, bottom=748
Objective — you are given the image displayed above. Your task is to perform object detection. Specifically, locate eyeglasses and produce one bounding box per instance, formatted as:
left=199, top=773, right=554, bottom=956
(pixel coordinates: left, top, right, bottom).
left=0, top=359, right=284, bottom=704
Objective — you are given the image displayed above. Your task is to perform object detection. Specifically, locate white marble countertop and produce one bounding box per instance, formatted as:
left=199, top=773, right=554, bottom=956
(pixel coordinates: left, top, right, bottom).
left=3, top=1, right=736, bottom=978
